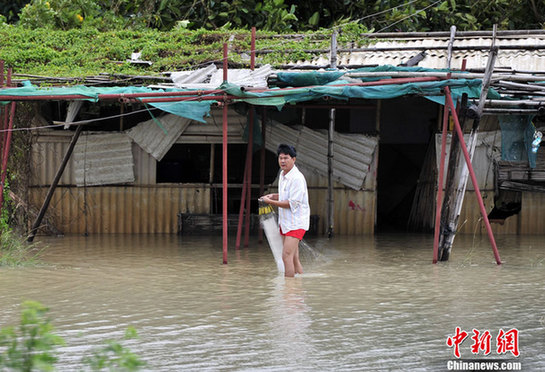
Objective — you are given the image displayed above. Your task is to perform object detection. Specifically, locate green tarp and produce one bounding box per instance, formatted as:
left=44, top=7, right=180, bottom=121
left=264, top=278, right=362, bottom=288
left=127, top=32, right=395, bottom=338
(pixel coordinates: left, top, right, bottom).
left=0, top=66, right=497, bottom=123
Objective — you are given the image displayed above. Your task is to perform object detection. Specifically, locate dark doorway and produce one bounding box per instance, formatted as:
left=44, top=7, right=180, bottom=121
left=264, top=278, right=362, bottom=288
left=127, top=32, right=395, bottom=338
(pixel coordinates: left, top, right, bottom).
left=376, top=97, right=438, bottom=232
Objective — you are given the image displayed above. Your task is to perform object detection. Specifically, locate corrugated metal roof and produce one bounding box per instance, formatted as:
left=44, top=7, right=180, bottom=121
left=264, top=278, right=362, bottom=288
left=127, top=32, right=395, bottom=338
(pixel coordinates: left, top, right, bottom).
left=126, top=114, right=191, bottom=161
left=265, top=121, right=378, bottom=190
left=73, top=132, right=134, bottom=187
left=168, top=64, right=272, bottom=89
left=286, top=32, right=545, bottom=72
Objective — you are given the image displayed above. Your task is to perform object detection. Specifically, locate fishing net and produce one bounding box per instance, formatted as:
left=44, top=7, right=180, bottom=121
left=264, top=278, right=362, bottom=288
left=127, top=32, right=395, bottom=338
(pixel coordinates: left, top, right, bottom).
left=258, top=201, right=285, bottom=273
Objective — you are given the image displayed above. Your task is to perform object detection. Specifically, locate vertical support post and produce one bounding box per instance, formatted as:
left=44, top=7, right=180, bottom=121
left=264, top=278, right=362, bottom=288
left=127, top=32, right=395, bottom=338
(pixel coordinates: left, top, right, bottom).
left=433, top=101, right=450, bottom=263
left=444, top=87, right=501, bottom=265
left=327, top=108, right=335, bottom=238
left=222, top=43, right=229, bottom=264
left=244, top=27, right=257, bottom=247
left=28, top=124, right=83, bottom=242
left=119, top=102, right=125, bottom=131
left=0, top=101, right=15, bottom=214
left=438, top=26, right=498, bottom=261
left=258, top=107, right=267, bottom=243
left=236, top=27, right=256, bottom=248
left=327, top=29, right=338, bottom=238
left=438, top=93, right=468, bottom=261
left=209, top=144, right=215, bottom=213
left=0, top=68, right=14, bottom=214
left=0, top=61, right=5, bottom=155
left=446, top=25, right=456, bottom=69
left=235, top=157, right=248, bottom=249
left=243, top=109, right=254, bottom=247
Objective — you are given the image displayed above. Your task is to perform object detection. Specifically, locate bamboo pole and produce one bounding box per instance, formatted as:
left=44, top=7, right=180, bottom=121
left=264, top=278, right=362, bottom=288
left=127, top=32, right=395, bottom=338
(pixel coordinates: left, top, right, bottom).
left=437, top=94, right=469, bottom=261
left=439, top=25, right=498, bottom=261
left=433, top=97, right=450, bottom=263
left=444, top=87, right=501, bottom=265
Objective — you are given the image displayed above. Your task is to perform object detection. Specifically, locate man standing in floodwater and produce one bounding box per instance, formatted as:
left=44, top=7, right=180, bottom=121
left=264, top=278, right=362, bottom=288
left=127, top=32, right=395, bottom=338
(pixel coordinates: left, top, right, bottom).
left=262, top=144, right=310, bottom=277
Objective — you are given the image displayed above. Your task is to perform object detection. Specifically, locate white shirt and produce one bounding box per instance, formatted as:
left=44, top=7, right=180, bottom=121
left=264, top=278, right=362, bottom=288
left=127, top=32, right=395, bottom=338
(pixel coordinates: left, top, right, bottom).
left=278, top=165, right=310, bottom=232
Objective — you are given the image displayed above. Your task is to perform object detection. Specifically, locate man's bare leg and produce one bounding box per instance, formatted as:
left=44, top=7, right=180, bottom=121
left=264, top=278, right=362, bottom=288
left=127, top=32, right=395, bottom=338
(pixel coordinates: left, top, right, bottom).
left=282, top=236, right=299, bottom=277
left=294, top=244, right=303, bottom=274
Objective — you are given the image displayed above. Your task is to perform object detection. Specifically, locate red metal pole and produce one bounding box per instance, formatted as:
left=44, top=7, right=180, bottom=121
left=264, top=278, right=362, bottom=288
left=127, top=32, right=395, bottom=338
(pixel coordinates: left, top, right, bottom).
left=243, top=109, right=254, bottom=247
left=251, top=27, right=256, bottom=69
left=258, top=108, right=267, bottom=243
left=244, top=28, right=257, bottom=247
left=0, top=102, right=16, bottom=211
left=0, top=61, right=5, bottom=159
left=444, top=86, right=502, bottom=265
left=235, top=157, right=248, bottom=249
left=433, top=97, right=450, bottom=263
left=0, top=69, right=14, bottom=212
left=222, top=43, right=229, bottom=264
left=0, top=77, right=442, bottom=102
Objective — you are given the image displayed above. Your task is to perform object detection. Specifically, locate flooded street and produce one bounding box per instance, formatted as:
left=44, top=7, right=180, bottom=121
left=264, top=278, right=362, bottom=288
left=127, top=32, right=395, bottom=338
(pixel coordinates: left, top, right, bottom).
left=1, top=233, right=544, bottom=371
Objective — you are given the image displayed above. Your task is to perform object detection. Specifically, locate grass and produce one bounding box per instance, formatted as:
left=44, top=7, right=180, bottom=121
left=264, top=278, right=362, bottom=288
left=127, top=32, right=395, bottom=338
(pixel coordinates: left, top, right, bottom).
left=0, top=229, right=43, bottom=267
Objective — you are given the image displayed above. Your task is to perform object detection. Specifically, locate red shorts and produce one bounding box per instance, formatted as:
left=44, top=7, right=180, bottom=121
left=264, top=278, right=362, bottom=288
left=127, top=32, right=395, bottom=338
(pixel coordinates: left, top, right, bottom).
left=279, top=227, right=306, bottom=240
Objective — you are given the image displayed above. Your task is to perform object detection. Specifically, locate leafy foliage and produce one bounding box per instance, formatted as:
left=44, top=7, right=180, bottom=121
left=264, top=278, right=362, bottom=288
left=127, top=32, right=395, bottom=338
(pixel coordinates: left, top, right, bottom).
left=0, top=301, right=65, bottom=371
left=0, top=25, right=341, bottom=76
left=5, top=0, right=545, bottom=32
left=82, top=327, right=145, bottom=371
left=0, top=302, right=145, bottom=371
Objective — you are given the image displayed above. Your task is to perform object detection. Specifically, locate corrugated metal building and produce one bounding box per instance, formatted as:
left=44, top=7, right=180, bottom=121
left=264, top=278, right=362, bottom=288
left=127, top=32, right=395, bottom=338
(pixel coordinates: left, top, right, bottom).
left=27, top=30, right=545, bottom=235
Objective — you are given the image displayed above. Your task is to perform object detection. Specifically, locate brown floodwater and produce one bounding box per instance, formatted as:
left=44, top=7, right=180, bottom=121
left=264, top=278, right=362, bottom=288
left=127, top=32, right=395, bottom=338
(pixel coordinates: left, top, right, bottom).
left=1, top=233, right=544, bottom=371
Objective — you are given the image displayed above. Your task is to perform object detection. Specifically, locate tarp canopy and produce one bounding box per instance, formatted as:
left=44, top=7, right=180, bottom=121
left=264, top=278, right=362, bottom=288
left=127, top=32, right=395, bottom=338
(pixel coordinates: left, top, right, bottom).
left=0, top=66, right=496, bottom=123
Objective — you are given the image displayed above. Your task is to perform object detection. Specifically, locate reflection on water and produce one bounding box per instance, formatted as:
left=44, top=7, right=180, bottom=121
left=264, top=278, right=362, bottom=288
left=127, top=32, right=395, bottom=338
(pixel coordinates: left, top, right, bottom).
left=1, top=233, right=544, bottom=371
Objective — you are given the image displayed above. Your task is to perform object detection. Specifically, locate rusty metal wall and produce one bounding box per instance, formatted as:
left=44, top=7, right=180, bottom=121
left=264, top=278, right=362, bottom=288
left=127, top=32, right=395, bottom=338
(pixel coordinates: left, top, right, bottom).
left=458, top=191, right=545, bottom=235
left=31, top=132, right=75, bottom=186
left=29, top=186, right=210, bottom=234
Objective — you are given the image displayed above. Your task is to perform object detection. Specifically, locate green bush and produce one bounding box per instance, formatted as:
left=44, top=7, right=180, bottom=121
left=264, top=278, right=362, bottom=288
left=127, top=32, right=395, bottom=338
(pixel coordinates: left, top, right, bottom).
left=0, top=302, right=145, bottom=371
left=0, top=301, right=65, bottom=371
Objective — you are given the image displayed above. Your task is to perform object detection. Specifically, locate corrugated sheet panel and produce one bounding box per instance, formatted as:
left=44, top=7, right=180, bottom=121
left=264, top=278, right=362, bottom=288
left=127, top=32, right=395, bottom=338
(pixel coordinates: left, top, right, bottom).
left=265, top=121, right=378, bottom=190
left=305, top=174, right=375, bottom=235
left=73, top=132, right=135, bottom=186
left=435, top=130, right=501, bottom=191
left=177, top=108, right=247, bottom=144
left=31, top=132, right=76, bottom=186
left=457, top=191, right=545, bottom=235
left=170, top=64, right=272, bottom=89
left=132, top=143, right=156, bottom=185
left=29, top=186, right=210, bottom=234
left=287, top=33, right=545, bottom=71
left=126, top=114, right=191, bottom=161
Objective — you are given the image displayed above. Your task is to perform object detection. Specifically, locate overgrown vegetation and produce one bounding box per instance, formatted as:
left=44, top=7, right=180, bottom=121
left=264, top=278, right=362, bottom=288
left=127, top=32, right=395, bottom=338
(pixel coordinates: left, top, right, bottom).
left=0, top=301, right=145, bottom=371
left=0, top=1, right=543, bottom=79
left=0, top=25, right=350, bottom=77
left=0, top=103, right=47, bottom=266
left=4, top=0, right=545, bottom=32
left=0, top=229, right=41, bottom=266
